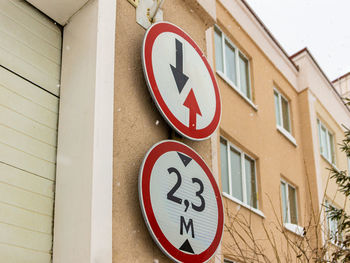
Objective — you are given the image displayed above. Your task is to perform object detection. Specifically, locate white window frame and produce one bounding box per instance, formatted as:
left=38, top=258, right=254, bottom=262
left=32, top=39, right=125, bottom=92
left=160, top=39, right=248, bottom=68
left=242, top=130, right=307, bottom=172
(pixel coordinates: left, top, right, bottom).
left=274, top=88, right=291, bottom=132
left=214, top=26, right=254, bottom=105
left=280, top=180, right=299, bottom=225
left=317, top=119, right=336, bottom=165
left=220, top=137, right=262, bottom=217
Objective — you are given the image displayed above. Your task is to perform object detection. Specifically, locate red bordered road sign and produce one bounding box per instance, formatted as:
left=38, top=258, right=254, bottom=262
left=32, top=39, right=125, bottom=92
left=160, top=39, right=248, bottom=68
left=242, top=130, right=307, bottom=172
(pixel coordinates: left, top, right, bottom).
left=139, top=140, right=224, bottom=263
left=142, top=22, right=221, bottom=141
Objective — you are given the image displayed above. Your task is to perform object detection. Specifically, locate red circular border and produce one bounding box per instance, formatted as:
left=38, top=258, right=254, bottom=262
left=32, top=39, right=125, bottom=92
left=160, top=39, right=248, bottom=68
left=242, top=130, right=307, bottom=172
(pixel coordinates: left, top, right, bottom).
left=139, top=140, right=224, bottom=263
left=142, top=22, right=221, bottom=140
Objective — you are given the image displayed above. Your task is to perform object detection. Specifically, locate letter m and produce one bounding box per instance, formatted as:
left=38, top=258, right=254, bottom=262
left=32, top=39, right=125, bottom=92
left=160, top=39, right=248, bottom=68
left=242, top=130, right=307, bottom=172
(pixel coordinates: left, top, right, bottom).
left=180, top=216, right=195, bottom=238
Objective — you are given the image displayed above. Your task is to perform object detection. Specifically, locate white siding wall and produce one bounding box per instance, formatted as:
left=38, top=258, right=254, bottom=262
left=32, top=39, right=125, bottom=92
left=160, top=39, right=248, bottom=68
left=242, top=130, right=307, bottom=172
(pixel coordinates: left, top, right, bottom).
left=0, top=1, right=61, bottom=262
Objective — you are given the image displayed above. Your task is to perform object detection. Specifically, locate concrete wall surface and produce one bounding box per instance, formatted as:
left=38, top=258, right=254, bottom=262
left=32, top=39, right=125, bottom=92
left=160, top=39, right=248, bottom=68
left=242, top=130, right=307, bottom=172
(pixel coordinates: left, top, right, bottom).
left=113, top=0, right=215, bottom=262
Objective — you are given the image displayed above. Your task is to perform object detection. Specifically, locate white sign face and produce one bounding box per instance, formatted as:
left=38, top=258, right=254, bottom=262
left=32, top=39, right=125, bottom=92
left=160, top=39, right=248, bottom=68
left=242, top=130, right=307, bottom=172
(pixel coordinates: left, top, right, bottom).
left=152, top=33, right=216, bottom=130
left=142, top=22, right=221, bottom=140
left=139, top=140, right=224, bottom=263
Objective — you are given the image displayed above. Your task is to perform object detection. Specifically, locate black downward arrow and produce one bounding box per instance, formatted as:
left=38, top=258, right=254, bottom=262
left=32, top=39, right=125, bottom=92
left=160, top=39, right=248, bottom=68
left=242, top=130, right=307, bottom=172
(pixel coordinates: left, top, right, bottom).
left=170, top=39, right=189, bottom=93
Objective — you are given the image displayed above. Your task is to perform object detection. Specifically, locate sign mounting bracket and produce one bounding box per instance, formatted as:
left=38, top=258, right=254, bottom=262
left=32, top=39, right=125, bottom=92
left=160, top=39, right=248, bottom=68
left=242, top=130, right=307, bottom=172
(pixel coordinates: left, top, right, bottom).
left=136, top=0, right=165, bottom=29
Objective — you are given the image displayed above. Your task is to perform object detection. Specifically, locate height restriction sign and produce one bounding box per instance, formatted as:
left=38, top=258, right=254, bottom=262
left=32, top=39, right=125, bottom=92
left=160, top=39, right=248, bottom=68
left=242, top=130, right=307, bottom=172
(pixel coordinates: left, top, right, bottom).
left=142, top=22, right=221, bottom=140
left=139, top=140, right=224, bottom=263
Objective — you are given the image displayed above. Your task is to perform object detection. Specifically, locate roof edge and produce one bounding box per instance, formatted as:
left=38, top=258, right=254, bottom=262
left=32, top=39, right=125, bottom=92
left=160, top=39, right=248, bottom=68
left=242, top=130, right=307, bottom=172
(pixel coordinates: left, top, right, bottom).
left=290, top=47, right=308, bottom=60
left=333, top=71, right=350, bottom=83
left=291, top=48, right=350, bottom=113
left=240, top=0, right=299, bottom=72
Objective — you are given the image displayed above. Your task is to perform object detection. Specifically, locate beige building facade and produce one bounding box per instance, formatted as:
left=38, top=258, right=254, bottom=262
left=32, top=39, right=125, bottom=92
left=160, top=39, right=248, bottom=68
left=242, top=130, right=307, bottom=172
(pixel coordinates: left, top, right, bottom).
left=334, top=72, right=350, bottom=99
left=292, top=48, right=350, bottom=248
left=0, top=0, right=349, bottom=262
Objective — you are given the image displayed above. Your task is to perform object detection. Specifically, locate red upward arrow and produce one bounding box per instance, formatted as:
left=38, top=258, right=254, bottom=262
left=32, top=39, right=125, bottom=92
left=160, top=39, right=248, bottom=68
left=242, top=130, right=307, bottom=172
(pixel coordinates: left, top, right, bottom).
left=183, top=89, right=202, bottom=130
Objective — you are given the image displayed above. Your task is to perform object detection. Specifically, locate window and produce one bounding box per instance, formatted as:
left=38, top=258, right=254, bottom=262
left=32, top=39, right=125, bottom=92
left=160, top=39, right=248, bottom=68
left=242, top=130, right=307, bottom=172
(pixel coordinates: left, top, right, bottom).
left=280, top=181, right=298, bottom=225
left=220, top=137, right=258, bottom=209
left=328, top=216, right=339, bottom=243
left=317, top=120, right=335, bottom=165
left=214, top=27, right=251, bottom=100
left=274, top=89, right=291, bottom=134
left=326, top=202, right=342, bottom=244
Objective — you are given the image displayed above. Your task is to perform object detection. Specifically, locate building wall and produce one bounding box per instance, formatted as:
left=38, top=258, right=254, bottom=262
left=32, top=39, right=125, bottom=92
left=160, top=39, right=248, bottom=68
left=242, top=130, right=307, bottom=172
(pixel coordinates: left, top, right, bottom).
left=217, top=0, right=298, bottom=90
left=214, top=2, right=308, bottom=261
left=315, top=100, right=348, bottom=208
left=333, top=74, right=350, bottom=99
left=112, top=0, right=215, bottom=262
left=297, top=89, right=320, bottom=220
left=293, top=51, right=350, bottom=212
left=292, top=50, right=350, bottom=251
left=293, top=52, right=350, bottom=133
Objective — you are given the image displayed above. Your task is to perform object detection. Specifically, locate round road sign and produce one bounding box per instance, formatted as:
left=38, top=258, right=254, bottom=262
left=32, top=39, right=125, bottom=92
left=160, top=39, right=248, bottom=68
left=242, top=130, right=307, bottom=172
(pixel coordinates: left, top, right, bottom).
left=142, top=22, right=221, bottom=141
left=139, top=140, right=224, bottom=263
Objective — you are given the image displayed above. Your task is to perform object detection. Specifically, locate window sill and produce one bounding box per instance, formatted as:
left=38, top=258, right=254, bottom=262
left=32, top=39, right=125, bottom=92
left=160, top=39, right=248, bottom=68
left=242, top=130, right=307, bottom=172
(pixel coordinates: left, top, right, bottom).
left=284, top=223, right=304, bottom=237
left=216, top=70, right=258, bottom=111
left=277, top=126, right=297, bottom=147
left=320, top=154, right=337, bottom=170
left=223, top=192, right=265, bottom=218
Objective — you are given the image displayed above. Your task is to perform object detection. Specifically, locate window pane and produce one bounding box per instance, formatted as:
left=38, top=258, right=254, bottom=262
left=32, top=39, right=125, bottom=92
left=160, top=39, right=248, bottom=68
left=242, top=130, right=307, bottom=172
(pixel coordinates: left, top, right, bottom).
left=329, top=218, right=337, bottom=240
left=220, top=138, right=229, bottom=194
left=230, top=147, right=243, bottom=201
left=214, top=29, right=223, bottom=72
left=288, top=185, right=298, bottom=224
left=327, top=204, right=338, bottom=241
left=281, top=182, right=288, bottom=223
left=281, top=97, right=290, bottom=132
left=274, top=91, right=281, bottom=126
left=225, top=41, right=237, bottom=84
left=245, top=156, right=257, bottom=208
left=328, top=132, right=335, bottom=164
left=320, top=126, right=328, bottom=158
left=239, top=53, right=250, bottom=99
left=318, top=121, right=322, bottom=154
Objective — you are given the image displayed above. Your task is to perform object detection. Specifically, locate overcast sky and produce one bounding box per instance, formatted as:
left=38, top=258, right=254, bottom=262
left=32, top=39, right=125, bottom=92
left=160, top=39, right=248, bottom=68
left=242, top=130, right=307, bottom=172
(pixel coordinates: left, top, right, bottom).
left=245, top=0, right=350, bottom=81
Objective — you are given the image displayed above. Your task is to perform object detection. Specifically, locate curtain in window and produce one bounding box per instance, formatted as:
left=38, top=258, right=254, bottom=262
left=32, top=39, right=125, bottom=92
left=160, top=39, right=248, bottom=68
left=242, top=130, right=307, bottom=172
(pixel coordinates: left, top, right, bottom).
left=245, top=156, right=257, bottom=208
left=230, top=147, right=243, bottom=201
left=214, top=29, right=223, bottom=72
left=281, top=97, right=290, bottom=132
left=281, top=182, right=288, bottom=223
left=220, top=139, right=229, bottom=194
left=328, top=132, right=335, bottom=164
left=320, top=125, right=328, bottom=158
left=288, top=185, right=298, bottom=224
left=274, top=92, right=281, bottom=126
left=239, top=54, right=250, bottom=99
left=225, top=41, right=236, bottom=85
